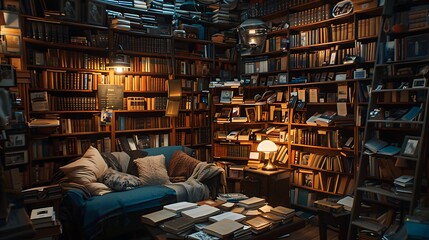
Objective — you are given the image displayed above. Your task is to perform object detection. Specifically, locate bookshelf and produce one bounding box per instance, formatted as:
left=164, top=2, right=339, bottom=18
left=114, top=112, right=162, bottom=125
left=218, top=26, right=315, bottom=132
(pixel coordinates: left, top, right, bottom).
left=210, top=1, right=387, bottom=208
left=348, top=0, right=429, bottom=238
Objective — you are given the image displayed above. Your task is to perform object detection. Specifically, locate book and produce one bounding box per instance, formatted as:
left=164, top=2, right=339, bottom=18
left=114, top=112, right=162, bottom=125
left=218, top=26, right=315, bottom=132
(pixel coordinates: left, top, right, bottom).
left=30, top=91, right=49, bottom=111
left=394, top=175, right=414, bottom=187
left=161, top=216, right=194, bottom=234
left=187, top=231, right=220, bottom=240
left=163, top=201, right=198, bottom=213
left=181, top=205, right=221, bottom=222
left=208, top=211, right=246, bottom=222
left=244, top=216, right=272, bottom=232
left=364, top=137, right=388, bottom=153
left=217, top=193, right=248, bottom=202
left=237, top=197, right=266, bottom=209
left=140, top=209, right=177, bottom=226
left=203, top=219, right=244, bottom=238
left=30, top=206, right=54, bottom=225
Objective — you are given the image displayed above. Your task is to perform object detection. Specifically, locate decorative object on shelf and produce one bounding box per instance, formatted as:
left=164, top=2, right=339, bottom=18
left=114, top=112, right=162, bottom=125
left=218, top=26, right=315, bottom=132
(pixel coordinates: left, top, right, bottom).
left=332, top=0, right=353, bottom=18
left=257, top=140, right=278, bottom=171
left=237, top=19, right=268, bottom=55
left=107, top=45, right=130, bottom=73
left=166, top=80, right=182, bottom=117
left=87, top=1, right=105, bottom=25
left=61, top=0, right=80, bottom=21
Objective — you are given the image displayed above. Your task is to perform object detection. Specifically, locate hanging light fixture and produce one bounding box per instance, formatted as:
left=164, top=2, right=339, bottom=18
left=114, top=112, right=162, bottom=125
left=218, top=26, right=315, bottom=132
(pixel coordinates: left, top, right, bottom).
left=107, top=45, right=130, bottom=73
left=237, top=18, right=268, bottom=55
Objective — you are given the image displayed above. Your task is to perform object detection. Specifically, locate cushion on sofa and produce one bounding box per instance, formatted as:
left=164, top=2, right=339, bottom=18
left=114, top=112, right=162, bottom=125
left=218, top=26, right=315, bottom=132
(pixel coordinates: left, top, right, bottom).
left=60, top=146, right=110, bottom=196
left=111, top=152, right=131, bottom=172
left=126, top=150, right=148, bottom=176
left=101, top=168, right=142, bottom=191
left=101, top=152, right=122, bottom=172
left=85, top=182, right=112, bottom=196
left=168, top=150, right=200, bottom=182
left=134, top=154, right=171, bottom=186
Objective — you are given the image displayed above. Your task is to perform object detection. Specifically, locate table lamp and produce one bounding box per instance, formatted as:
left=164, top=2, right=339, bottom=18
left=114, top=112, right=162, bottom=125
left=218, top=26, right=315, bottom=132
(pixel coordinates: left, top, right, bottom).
left=257, top=139, right=278, bottom=171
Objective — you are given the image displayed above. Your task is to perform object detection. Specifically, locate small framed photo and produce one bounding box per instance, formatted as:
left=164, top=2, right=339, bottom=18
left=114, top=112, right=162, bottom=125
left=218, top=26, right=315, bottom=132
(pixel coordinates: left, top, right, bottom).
left=329, top=51, right=337, bottom=65
left=249, top=151, right=260, bottom=161
left=4, top=150, right=28, bottom=166
left=250, top=74, right=259, bottom=86
left=220, top=90, right=233, bottom=103
left=400, top=136, right=420, bottom=157
left=277, top=73, right=288, bottom=84
left=405, top=34, right=429, bottom=60
left=5, top=34, right=20, bottom=53
left=245, top=107, right=256, bottom=122
left=412, top=78, right=426, bottom=88
left=61, top=0, right=80, bottom=21
left=87, top=1, right=105, bottom=25
left=5, top=133, right=26, bottom=148
left=0, top=64, right=16, bottom=87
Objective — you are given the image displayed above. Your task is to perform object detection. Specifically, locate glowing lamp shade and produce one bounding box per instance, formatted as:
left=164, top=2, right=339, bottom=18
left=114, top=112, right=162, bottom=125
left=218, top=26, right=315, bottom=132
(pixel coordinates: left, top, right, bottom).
left=257, top=140, right=278, bottom=171
left=107, top=53, right=130, bottom=73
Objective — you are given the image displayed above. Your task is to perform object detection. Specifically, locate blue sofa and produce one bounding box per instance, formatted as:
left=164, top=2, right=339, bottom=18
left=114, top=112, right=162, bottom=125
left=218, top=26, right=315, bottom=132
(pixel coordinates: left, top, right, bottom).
left=59, top=146, right=222, bottom=240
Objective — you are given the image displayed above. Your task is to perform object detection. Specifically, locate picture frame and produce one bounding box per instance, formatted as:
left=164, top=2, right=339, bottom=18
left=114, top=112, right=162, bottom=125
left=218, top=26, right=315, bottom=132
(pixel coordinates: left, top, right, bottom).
left=245, top=107, right=256, bottom=122
left=5, top=133, right=26, bottom=148
left=277, top=73, right=288, bottom=84
left=5, top=33, right=21, bottom=53
left=4, top=150, right=28, bottom=166
left=329, top=51, right=337, bottom=65
left=220, top=90, right=233, bottom=103
left=400, top=136, right=420, bottom=157
left=249, top=151, right=260, bottom=161
left=87, top=1, right=105, bottom=25
left=61, top=0, right=80, bottom=21
left=405, top=34, right=429, bottom=60
left=250, top=74, right=259, bottom=86
left=0, top=64, right=16, bottom=87
left=412, top=78, right=426, bottom=88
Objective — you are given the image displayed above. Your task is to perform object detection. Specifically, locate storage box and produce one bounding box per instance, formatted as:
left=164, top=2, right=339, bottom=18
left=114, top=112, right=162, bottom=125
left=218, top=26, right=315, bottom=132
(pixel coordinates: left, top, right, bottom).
left=353, top=0, right=378, bottom=12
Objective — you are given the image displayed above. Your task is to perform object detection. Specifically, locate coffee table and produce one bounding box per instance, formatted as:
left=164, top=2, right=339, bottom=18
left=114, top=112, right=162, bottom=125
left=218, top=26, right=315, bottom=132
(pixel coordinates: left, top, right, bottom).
left=142, top=216, right=305, bottom=240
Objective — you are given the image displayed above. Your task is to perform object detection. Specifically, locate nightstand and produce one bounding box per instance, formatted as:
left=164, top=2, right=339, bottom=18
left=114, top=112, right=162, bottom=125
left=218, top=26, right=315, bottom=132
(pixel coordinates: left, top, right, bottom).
left=241, top=167, right=290, bottom=207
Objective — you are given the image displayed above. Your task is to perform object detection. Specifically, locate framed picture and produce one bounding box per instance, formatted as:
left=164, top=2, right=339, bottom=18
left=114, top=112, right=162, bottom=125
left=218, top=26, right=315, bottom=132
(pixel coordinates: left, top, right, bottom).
left=405, top=34, right=429, bottom=60
left=61, top=0, right=80, bottom=21
left=412, top=78, right=426, bottom=88
left=0, top=64, right=16, bottom=87
left=327, top=72, right=335, bottom=81
left=3, top=0, right=20, bottom=12
left=329, top=51, right=337, bottom=65
left=4, top=150, right=28, bottom=166
left=400, top=136, right=420, bottom=157
left=250, top=74, right=259, bottom=86
left=220, top=90, right=233, bottom=103
left=249, top=151, right=260, bottom=160
left=87, top=1, right=105, bottom=25
left=278, top=73, right=288, bottom=84
left=245, top=107, right=256, bottom=122
left=266, top=76, right=275, bottom=86
left=5, top=133, right=26, bottom=148
left=5, top=34, right=21, bottom=53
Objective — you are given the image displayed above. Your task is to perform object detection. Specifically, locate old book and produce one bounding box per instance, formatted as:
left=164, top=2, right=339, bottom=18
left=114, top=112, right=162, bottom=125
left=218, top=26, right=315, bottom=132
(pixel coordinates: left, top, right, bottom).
left=208, top=211, right=246, bottom=222
left=181, top=205, right=221, bottom=222
left=161, top=216, right=194, bottom=234
left=238, top=197, right=266, bottom=209
left=203, top=219, right=244, bottom=238
left=141, top=209, right=177, bottom=226
left=245, top=216, right=272, bottom=231
left=163, top=201, right=198, bottom=213
left=30, top=206, right=54, bottom=225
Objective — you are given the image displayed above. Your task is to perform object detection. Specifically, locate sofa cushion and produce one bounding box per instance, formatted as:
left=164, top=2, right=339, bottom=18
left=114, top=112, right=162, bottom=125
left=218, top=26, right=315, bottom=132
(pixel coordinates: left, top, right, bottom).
left=168, top=150, right=200, bottom=182
left=111, top=151, right=131, bottom=173
left=126, top=150, right=148, bottom=176
left=101, top=168, right=142, bottom=191
left=134, top=154, right=171, bottom=186
left=85, top=182, right=112, bottom=196
left=101, top=152, right=122, bottom=172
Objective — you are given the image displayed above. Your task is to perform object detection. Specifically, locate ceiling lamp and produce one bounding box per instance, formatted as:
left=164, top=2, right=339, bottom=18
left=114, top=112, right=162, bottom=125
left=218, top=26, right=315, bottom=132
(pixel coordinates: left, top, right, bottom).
left=237, top=18, right=268, bottom=55
left=107, top=45, right=130, bottom=73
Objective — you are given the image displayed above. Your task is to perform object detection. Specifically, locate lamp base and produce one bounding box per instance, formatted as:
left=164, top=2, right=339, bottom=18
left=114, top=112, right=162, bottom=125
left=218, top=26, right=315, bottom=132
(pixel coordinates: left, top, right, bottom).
left=262, top=161, right=277, bottom=171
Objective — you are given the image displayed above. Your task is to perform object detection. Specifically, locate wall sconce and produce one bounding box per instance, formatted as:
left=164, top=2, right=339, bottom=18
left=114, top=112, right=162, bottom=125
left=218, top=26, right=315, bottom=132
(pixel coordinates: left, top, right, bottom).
left=257, top=139, right=278, bottom=171
left=107, top=45, right=130, bottom=73
left=237, top=18, right=268, bottom=55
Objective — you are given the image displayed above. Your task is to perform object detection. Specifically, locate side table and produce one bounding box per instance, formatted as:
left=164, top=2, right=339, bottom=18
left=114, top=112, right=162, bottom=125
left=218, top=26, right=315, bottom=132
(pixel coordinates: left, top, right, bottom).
left=317, top=209, right=350, bottom=240
left=242, top=167, right=290, bottom=207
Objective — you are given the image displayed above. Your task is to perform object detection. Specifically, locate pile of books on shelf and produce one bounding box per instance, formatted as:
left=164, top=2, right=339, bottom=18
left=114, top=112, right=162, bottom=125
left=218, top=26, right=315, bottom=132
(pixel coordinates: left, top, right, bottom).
left=110, top=17, right=131, bottom=30
left=21, top=184, right=62, bottom=203
left=393, top=175, right=414, bottom=194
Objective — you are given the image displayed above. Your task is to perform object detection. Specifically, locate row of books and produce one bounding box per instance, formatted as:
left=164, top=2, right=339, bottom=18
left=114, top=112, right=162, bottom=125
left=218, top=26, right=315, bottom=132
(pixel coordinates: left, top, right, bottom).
left=245, top=0, right=311, bottom=18
left=115, top=133, right=169, bottom=151
left=32, top=162, right=57, bottom=185
left=175, top=60, right=210, bottom=76
left=46, top=96, right=97, bottom=111
left=393, top=5, right=429, bottom=30
left=59, top=117, right=109, bottom=134
left=357, top=41, right=377, bottom=62
left=24, top=21, right=109, bottom=48
left=292, top=170, right=351, bottom=195
left=289, top=46, right=357, bottom=69
left=213, top=143, right=250, bottom=158
left=33, top=71, right=104, bottom=90
left=111, top=75, right=168, bottom=92
left=289, top=128, right=344, bottom=149
left=31, top=137, right=111, bottom=159
left=289, top=4, right=331, bottom=27
left=125, top=96, right=168, bottom=110
left=292, top=151, right=353, bottom=174
left=113, top=33, right=172, bottom=54
left=264, top=36, right=288, bottom=53
left=357, top=16, right=382, bottom=38
left=28, top=49, right=108, bottom=70
left=116, top=116, right=170, bottom=131
left=175, top=131, right=192, bottom=146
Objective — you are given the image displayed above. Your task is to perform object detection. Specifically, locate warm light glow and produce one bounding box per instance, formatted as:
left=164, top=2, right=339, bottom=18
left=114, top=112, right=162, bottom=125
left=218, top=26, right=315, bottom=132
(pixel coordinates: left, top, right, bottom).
left=257, top=140, right=278, bottom=153
left=115, top=67, right=124, bottom=73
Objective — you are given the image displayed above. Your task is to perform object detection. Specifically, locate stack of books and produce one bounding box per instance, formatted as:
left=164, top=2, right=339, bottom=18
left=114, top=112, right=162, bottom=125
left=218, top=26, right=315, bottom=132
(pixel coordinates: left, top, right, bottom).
left=270, top=206, right=296, bottom=222
left=244, top=216, right=272, bottom=234
left=161, top=216, right=194, bottom=235
left=208, top=211, right=246, bottom=223
left=181, top=205, right=221, bottom=223
left=163, top=201, right=198, bottom=213
left=203, top=219, right=246, bottom=239
left=140, top=209, right=178, bottom=226
left=393, top=175, right=414, bottom=194
left=110, top=17, right=131, bottom=30
left=30, top=206, right=56, bottom=230
left=237, top=197, right=266, bottom=209
left=216, top=193, right=248, bottom=203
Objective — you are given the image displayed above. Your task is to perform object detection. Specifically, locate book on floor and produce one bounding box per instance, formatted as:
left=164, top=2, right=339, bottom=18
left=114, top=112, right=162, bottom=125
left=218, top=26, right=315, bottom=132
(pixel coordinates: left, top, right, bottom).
left=203, top=219, right=244, bottom=238
left=181, top=205, right=221, bottom=222
left=141, top=209, right=178, bottom=226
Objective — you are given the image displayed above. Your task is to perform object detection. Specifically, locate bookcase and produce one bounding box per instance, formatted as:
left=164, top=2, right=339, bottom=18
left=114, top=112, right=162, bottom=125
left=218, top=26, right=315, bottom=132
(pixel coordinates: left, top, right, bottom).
left=15, top=1, right=232, bottom=187
left=348, top=0, right=429, bottom=238
left=210, top=0, right=387, bottom=208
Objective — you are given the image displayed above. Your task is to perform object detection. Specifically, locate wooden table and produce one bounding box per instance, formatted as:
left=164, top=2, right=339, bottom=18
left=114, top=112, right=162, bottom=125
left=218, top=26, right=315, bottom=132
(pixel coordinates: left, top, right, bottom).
left=142, top=216, right=305, bottom=240
left=317, top=209, right=350, bottom=240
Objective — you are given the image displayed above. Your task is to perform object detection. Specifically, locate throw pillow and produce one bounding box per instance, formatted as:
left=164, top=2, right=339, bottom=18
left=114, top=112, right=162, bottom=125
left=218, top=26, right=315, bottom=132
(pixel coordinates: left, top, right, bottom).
left=111, top=152, right=131, bottom=173
left=134, top=154, right=171, bottom=186
left=60, top=146, right=107, bottom=184
left=101, top=152, right=122, bottom=172
left=126, top=150, right=148, bottom=176
left=59, top=146, right=109, bottom=195
left=168, top=150, right=200, bottom=182
left=86, top=182, right=112, bottom=196
left=101, top=168, right=142, bottom=191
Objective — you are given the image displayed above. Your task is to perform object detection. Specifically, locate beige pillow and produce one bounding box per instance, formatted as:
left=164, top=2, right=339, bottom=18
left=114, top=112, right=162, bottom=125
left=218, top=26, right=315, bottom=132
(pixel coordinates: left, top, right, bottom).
left=134, top=154, right=171, bottom=186
left=60, top=146, right=109, bottom=195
